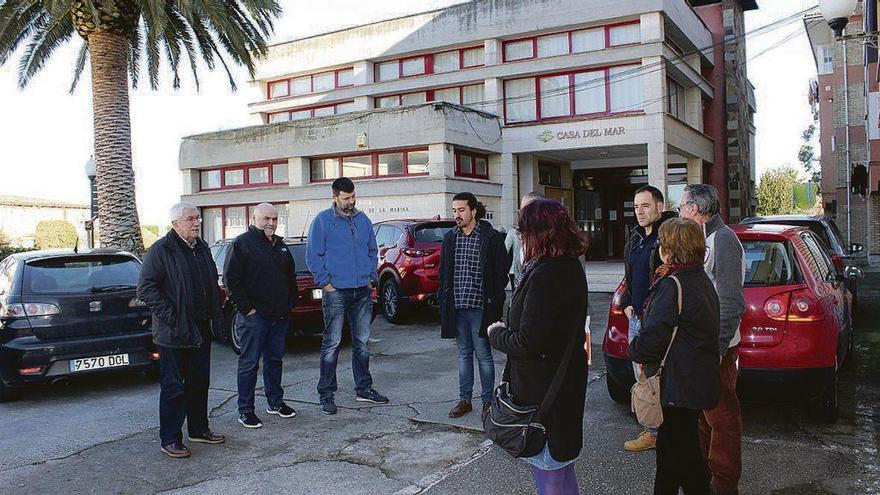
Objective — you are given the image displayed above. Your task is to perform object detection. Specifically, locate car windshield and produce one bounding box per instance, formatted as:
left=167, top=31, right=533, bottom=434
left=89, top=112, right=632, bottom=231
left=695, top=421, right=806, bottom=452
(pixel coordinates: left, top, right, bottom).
left=413, top=223, right=454, bottom=243
left=288, top=244, right=310, bottom=275
left=742, top=241, right=794, bottom=286
left=23, top=256, right=140, bottom=295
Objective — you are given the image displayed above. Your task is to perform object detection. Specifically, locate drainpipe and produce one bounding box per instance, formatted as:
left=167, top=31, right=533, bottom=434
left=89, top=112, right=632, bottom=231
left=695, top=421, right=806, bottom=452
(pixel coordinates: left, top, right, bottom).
left=844, top=37, right=852, bottom=246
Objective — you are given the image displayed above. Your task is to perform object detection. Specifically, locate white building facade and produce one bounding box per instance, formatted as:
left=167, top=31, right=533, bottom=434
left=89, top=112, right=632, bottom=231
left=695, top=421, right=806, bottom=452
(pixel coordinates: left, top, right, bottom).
left=180, top=0, right=752, bottom=259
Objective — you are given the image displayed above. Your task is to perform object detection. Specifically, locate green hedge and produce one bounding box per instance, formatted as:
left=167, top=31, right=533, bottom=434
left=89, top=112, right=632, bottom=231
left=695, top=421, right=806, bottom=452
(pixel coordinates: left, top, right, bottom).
left=34, top=220, right=79, bottom=250
left=0, top=245, right=33, bottom=262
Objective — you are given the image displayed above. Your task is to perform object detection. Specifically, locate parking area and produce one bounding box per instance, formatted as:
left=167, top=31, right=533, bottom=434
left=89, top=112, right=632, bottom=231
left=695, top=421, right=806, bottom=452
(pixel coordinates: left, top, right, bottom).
left=1, top=274, right=879, bottom=494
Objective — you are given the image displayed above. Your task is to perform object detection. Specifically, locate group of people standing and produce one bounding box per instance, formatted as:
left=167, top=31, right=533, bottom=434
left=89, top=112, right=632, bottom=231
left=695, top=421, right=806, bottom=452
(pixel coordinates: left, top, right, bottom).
left=136, top=173, right=743, bottom=495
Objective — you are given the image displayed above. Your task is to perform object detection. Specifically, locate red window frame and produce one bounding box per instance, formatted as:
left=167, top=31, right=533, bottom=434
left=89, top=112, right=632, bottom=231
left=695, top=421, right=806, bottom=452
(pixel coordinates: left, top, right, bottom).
left=501, top=63, right=642, bottom=125
left=374, top=45, right=485, bottom=82
left=502, top=20, right=640, bottom=63
left=199, top=161, right=288, bottom=192
left=309, top=147, right=430, bottom=182
left=267, top=100, right=355, bottom=123
left=373, top=83, right=484, bottom=109
left=266, top=67, right=355, bottom=100
left=200, top=202, right=289, bottom=241
left=454, top=150, right=490, bottom=180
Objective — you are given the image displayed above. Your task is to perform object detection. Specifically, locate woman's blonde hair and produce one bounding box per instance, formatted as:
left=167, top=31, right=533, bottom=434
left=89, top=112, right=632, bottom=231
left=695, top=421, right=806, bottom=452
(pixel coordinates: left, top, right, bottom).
left=658, top=217, right=706, bottom=265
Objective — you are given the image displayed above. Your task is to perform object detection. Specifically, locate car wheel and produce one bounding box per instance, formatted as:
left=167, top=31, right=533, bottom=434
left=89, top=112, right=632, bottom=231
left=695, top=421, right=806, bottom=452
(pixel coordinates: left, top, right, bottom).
left=228, top=310, right=243, bottom=355
left=0, top=381, right=22, bottom=403
left=606, top=376, right=631, bottom=404
left=808, top=368, right=839, bottom=423
left=381, top=279, right=406, bottom=324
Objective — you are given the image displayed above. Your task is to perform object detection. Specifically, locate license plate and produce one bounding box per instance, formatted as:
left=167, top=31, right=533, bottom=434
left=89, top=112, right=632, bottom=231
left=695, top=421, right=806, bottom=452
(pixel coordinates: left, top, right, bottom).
left=69, top=353, right=130, bottom=372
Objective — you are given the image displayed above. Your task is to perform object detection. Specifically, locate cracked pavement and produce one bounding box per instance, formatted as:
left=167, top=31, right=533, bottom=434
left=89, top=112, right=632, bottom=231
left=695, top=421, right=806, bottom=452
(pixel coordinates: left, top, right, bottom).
left=1, top=278, right=879, bottom=494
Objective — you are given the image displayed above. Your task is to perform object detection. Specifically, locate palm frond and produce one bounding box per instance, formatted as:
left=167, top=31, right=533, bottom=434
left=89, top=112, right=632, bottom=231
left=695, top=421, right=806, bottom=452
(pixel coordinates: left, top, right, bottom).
left=0, top=2, right=46, bottom=66
left=17, top=2, right=75, bottom=87
left=69, top=38, right=88, bottom=93
left=127, top=19, right=141, bottom=88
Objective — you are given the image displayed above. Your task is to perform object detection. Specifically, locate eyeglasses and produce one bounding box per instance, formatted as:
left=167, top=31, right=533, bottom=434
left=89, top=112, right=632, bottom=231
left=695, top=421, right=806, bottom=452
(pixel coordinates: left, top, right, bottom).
left=675, top=201, right=694, bottom=214
left=181, top=216, right=202, bottom=223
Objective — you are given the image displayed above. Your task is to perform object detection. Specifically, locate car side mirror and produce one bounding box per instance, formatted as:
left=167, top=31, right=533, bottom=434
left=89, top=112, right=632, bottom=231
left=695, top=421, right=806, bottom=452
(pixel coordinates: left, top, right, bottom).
left=848, top=243, right=864, bottom=255
left=843, top=266, right=865, bottom=281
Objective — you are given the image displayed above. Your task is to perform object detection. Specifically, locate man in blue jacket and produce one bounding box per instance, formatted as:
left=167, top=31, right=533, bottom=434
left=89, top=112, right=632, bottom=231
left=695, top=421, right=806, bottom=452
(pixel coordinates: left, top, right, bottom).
left=307, top=177, right=388, bottom=415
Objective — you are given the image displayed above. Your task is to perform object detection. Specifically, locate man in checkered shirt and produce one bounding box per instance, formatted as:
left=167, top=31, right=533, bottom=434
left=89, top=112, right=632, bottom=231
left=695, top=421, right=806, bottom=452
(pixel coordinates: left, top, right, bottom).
left=438, top=192, right=511, bottom=421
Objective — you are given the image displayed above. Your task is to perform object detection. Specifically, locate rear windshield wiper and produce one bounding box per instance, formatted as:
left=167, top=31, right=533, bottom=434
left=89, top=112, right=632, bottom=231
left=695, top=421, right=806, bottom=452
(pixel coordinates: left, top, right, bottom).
left=89, top=284, right=137, bottom=293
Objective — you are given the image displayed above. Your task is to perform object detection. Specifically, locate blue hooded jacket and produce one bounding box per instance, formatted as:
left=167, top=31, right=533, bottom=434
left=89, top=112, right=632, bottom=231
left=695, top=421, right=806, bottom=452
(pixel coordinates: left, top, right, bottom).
left=306, top=204, right=378, bottom=289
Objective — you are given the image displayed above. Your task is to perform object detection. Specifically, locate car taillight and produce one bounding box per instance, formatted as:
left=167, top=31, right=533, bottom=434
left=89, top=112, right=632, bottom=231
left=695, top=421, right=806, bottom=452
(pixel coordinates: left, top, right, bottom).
left=128, top=297, right=147, bottom=308
left=402, top=248, right=436, bottom=258
left=763, top=294, right=789, bottom=321
left=788, top=290, right=825, bottom=322
left=610, top=283, right=625, bottom=315
left=0, top=303, right=61, bottom=318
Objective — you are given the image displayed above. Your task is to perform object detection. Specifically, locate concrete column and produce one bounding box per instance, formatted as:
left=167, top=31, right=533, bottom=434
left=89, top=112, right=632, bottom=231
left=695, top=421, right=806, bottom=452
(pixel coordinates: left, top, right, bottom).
left=288, top=157, right=311, bottom=187
left=640, top=12, right=663, bottom=44
left=641, top=56, right=666, bottom=115
left=490, top=152, right=517, bottom=228
left=686, top=87, right=703, bottom=131
left=181, top=170, right=200, bottom=195
left=353, top=96, right=373, bottom=111
left=518, top=154, right=538, bottom=197
left=647, top=141, right=668, bottom=199
left=428, top=143, right=455, bottom=178
left=686, top=157, right=703, bottom=184
left=483, top=77, right=503, bottom=117
left=352, top=61, right=374, bottom=85
left=484, top=39, right=502, bottom=66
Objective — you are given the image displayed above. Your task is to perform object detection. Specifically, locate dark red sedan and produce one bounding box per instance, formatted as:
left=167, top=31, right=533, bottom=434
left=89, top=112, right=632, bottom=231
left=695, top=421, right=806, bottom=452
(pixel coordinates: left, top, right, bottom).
left=603, top=224, right=861, bottom=422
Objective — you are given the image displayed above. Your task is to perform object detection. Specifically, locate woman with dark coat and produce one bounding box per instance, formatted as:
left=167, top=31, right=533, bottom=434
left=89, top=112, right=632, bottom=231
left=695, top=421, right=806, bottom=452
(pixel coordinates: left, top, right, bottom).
left=487, top=199, right=590, bottom=495
left=628, top=217, right=721, bottom=495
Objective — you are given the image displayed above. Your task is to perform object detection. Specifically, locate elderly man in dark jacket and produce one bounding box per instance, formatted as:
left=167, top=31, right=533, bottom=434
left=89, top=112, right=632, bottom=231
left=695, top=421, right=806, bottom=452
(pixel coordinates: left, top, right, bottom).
left=138, top=202, right=225, bottom=459
left=439, top=192, right=511, bottom=421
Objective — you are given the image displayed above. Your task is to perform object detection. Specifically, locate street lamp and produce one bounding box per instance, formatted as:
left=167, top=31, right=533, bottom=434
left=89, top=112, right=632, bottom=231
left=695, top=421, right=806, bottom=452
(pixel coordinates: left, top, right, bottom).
left=84, top=156, right=97, bottom=249
left=819, top=0, right=858, bottom=37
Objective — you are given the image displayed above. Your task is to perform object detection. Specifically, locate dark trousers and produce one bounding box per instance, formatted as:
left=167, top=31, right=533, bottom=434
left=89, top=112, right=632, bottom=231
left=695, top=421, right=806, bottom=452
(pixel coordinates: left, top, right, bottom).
left=317, top=287, right=373, bottom=400
left=699, top=347, right=742, bottom=493
left=654, top=406, right=711, bottom=495
left=237, top=313, right=288, bottom=414
left=158, top=322, right=211, bottom=446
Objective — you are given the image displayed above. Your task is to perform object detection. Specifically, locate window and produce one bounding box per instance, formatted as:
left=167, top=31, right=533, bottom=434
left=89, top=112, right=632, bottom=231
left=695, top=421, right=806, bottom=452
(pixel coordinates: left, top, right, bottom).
left=335, top=101, right=357, bottom=114
left=269, top=112, right=290, bottom=123
left=504, top=78, right=536, bottom=123
left=819, top=45, right=834, bottom=75
left=342, top=155, right=372, bottom=177
left=540, top=75, right=571, bottom=118
left=336, top=68, right=354, bottom=87
left=407, top=150, right=429, bottom=174
left=571, top=28, right=604, bottom=53
left=505, top=39, right=534, bottom=61
left=401, top=92, right=427, bottom=105
left=224, top=169, right=244, bottom=187
left=802, top=233, right=835, bottom=281
left=275, top=204, right=288, bottom=237
left=23, top=256, right=141, bottom=295
left=574, top=71, right=606, bottom=114
left=378, top=152, right=404, bottom=176
left=272, top=163, right=288, bottom=184
left=742, top=241, right=794, bottom=286
left=539, top=162, right=563, bottom=187
left=455, top=151, right=489, bottom=179
left=667, top=78, right=686, bottom=119
left=462, top=46, right=484, bottom=67
left=248, top=167, right=269, bottom=184
left=291, top=109, right=311, bottom=120
left=291, top=76, right=311, bottom=95
left=434, top=51, right=460, bottom=73
left=268, top=80, right=288, bottom=98
left=313, top=106, right=334, bottom=117
left=311, top=158, right=339, bottom=181
left=401, top=57, right=426, bottom=77
left=609, top=65, right=642, bottom=113
left=537, top=33, right=569, bottom=58
left=376, top=96, right=400, bottom=108
left=202, top=207, right=223, bottom=243
left=201, top=170, right=221, bottom=189
left=312, top=72, right=335, bottom=92
left=376, top=61, right=400, bottom=81
left=225, top=206, right=247, bottom=239
left=462, top=84, right=484, bottom=108
left=609, top=23, right=640, bottom=46
left=434, top=87, right=460, bottom=104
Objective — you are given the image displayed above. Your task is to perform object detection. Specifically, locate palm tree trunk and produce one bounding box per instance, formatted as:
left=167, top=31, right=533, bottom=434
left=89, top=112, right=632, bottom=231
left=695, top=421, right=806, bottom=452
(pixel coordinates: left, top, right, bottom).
left=87, top=31, right=145, bottom=256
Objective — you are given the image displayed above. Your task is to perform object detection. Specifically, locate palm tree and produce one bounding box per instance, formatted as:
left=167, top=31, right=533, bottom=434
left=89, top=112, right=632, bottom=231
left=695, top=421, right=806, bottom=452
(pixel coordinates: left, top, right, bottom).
left=0, top=0, right=281, bottom=255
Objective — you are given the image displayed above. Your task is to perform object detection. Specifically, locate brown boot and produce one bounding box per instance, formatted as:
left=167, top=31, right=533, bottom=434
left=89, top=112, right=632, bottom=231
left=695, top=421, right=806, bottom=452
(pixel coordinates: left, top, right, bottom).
left=448, top=400, right=473, bottom=418
left=624, top=428, right=657, bottom=452
left=160, top=441, right=191, bottom=459
left=481, top=402, right=491, bottom=423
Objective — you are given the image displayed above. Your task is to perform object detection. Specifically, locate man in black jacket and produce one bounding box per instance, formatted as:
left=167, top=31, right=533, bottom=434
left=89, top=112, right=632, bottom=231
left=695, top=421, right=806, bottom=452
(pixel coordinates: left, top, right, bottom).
left=138, top=202, right=226, bottom=459
left=224, top=203, right=298, bottom=429
left=439, top=192, right=511, bottom=421
left=622, top=185, right=676, bottom=452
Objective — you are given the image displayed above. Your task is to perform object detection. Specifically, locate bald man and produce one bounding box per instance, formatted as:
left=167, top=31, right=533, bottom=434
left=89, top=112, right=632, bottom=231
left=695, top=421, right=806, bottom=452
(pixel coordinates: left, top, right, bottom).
left=224, top=203, right=299, bottom=428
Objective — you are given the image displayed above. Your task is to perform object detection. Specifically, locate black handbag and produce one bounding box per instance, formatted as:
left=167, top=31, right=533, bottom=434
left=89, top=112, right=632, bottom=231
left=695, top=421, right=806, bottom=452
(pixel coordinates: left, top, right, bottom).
left=482, top=330, right=579, bottom=458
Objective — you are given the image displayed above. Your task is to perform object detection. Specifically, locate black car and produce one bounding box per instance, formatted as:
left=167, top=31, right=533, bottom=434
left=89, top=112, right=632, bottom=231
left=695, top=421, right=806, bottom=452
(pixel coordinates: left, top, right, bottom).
left=741, top=215, right=864, bottom=305
left=0, top=249, right=157, bottom=402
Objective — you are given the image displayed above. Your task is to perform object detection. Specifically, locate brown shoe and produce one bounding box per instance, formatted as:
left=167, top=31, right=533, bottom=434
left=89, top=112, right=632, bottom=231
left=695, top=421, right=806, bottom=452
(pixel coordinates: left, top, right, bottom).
left=188, top=430, right=226, bottom=445
left=623, top=428, right=657, bottom=452
left=481, top=402, right=490, bottom=423
left=448, top=400, right=473, bottom=418
left=160, top=441, right=191, bottom=458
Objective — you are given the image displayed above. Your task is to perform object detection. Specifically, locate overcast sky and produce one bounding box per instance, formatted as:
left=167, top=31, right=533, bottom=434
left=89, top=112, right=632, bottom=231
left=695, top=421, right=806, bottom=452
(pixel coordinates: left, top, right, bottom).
left=0, top=0, right=820, bottom=224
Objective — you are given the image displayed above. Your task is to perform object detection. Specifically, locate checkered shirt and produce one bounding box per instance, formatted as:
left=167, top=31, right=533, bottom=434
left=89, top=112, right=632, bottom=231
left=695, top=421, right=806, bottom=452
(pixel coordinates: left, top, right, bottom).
left=453, top=222, right=484, bottom=309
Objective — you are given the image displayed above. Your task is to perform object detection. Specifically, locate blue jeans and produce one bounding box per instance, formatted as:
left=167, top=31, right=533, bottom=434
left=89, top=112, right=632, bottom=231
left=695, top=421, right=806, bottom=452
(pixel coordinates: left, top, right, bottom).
left=236, top=312, right=288, bottom=414
left=629, top=315, right=657, bottom=435
left=317, top=287, right=373, bottom=400
left=455, top=308, right=495, bottom=403
left=158, top=321, right=211, bottom=446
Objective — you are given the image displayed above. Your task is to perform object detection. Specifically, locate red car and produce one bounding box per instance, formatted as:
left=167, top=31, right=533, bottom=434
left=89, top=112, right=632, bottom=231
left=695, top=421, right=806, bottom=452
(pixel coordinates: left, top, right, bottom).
left=210, top=237, right=324, bottom=353
left=373, top=219, right=456, bottom=323
left=602, top=224, right=862, bottom=422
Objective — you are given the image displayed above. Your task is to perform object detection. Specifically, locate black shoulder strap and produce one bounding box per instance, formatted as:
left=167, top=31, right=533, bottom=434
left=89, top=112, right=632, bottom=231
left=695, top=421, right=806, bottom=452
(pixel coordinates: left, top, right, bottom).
left=536, top=328, right=582, bottom=421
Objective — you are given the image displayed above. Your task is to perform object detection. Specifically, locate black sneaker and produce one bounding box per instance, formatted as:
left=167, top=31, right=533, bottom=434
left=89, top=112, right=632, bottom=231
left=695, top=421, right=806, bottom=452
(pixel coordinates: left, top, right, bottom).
left=267, top=403, right=297, bottom=418
left=355, top=388, right=389, bottom=404
left=238, top=412, right=263, bottom=428
left=320, top=398, right=337, bottom=415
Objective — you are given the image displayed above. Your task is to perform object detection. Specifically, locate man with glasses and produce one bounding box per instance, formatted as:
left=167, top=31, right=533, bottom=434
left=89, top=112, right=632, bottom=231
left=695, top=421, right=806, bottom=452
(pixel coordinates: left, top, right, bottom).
left=138, top=202, right=226, bottom=458
left=678, top=184, right=746, bottom=495
left=621, top=185, right=676, bottom=452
